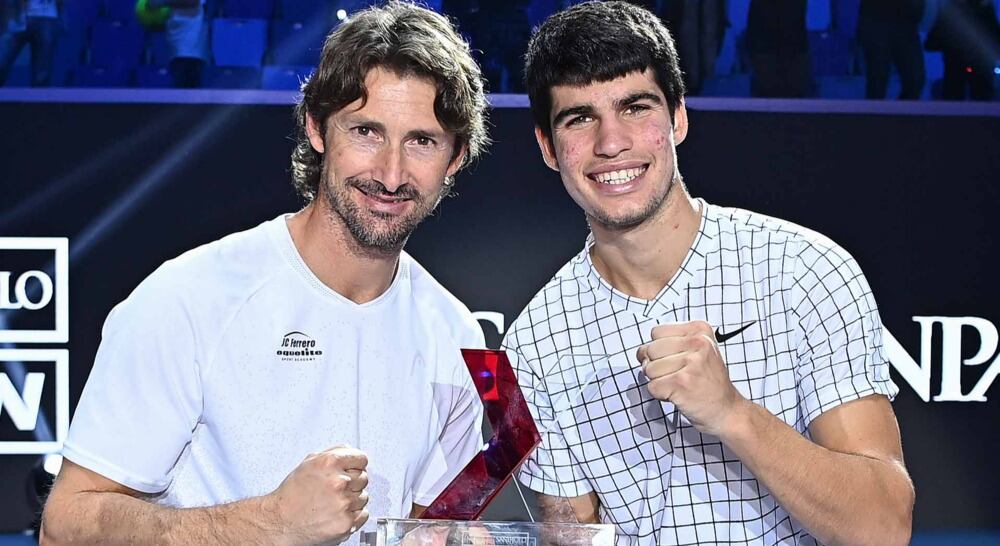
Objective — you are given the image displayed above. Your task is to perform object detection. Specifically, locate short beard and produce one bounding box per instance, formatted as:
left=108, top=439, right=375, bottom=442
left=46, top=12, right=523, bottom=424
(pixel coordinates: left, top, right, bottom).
left=589, top=170, right=679, bottom=231
left=322, top=172, right=441, bottom=252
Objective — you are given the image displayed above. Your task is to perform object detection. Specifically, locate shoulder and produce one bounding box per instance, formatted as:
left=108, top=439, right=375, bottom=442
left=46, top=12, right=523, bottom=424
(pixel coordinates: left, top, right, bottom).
left=709, top=203, right=826, bottom=244
left=708, top=203, right=860, bottom=270
left=707, top=204, right=874, bottom=313
left=404, top=252, right=484, bottom=348
left=109, top=218, right=285, bottom=327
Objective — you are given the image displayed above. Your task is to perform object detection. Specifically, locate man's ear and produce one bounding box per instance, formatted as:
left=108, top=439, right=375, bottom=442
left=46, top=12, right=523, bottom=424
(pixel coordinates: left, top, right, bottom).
left=445, top=143, right=468, bottom=179
left=305, top=114, right=326, bottom=154
left=672, top=99, right=689, bottom=146
left=534, top=126, right=560, bottom=172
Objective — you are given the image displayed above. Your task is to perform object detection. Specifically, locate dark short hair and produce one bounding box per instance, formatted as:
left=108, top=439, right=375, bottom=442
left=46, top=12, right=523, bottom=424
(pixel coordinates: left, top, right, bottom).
left=524, top=1, right=686, bottom=138
left=291, top=1, right=489, bottom=202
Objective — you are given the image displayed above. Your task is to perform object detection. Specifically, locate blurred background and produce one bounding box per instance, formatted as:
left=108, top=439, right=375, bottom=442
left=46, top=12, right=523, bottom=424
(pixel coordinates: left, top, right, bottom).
left=1, top=0, right=999, bottom=100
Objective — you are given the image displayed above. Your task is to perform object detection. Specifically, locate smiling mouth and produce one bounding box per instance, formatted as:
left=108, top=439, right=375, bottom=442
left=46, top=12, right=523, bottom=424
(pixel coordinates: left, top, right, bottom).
left=356, top=186, right=412, bottom=203
left=588, top=165, right=648, bottom=185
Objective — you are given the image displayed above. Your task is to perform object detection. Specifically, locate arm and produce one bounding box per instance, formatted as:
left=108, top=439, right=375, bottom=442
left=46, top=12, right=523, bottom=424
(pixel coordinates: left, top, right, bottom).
left=639, top=321, right=913, bottom=546
left=536, top=491, right=600, bottom=523
left=535, top=493, right=600, bottom=546
left=42, top=459, right=285, bottom=545
left=718, top=392, right=912, bottom=546
left=500, top=342, right=601, bottom=526
left=42, top=449, right=370, bottom=546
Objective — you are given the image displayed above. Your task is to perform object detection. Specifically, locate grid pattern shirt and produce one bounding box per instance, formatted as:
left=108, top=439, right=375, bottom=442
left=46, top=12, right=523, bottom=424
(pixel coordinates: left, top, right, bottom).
left=503, top=200, right=897, bottom=546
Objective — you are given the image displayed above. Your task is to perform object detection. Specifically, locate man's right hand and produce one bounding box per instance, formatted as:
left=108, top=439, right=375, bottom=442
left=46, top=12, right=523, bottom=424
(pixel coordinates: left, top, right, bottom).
left=267, top=446, right=370, bottom=545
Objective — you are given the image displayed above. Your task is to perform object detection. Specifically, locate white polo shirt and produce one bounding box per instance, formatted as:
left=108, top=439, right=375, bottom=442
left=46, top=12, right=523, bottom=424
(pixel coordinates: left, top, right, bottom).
left=64, top=215, right=485, bottom=543
left=504, top=200, right=897, bottom=546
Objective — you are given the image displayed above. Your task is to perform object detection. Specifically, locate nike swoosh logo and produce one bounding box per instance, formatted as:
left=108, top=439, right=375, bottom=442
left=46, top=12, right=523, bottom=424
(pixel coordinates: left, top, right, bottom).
left=715, top=321, right=756, bottom=344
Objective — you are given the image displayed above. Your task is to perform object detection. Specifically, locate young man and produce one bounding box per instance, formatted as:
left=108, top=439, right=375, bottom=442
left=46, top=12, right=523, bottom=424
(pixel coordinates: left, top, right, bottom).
left=503, top=2, right=914, bottom=545
left=41, top=3, right=489, bottom=544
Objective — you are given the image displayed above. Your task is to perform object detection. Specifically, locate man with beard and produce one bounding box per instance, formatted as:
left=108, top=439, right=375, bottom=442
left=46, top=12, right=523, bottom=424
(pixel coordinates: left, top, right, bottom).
left=503, top=2, right=913, bottom=545
left=41, top=3, right=489, bottom=544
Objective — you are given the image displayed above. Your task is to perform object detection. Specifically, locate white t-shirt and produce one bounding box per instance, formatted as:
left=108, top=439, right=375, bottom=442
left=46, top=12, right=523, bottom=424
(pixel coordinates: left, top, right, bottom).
left=64, top=215, right=485, bottom=541
left=503, top=200, right=897, bottom=546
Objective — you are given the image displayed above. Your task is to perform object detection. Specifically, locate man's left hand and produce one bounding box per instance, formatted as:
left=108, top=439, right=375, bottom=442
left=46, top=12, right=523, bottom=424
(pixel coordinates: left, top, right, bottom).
left=636, top=320, right=748, bottom=436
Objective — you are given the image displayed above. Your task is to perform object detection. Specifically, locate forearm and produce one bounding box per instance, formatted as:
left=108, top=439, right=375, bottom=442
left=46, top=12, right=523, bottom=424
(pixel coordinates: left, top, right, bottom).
left=42, top=490, right=290, bottom=545
left=536, top=492, right=600, bottom=523
left=718, top=400, right=913, bottom=546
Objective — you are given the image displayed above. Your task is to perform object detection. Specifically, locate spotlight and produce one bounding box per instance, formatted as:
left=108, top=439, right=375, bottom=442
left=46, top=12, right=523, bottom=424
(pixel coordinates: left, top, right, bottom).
left=336, top=9, right=347, bottom=21
left=994, top=66, right=1000, bottom=76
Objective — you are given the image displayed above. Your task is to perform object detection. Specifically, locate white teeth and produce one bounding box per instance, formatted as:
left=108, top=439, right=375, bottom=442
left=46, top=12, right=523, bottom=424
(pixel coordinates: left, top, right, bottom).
left=594, top=166, right=646, bottom=184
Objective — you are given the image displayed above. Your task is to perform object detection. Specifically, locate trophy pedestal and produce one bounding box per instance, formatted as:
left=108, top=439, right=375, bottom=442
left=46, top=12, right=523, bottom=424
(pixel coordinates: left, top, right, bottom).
left=362, top=518, right=615, bottom=546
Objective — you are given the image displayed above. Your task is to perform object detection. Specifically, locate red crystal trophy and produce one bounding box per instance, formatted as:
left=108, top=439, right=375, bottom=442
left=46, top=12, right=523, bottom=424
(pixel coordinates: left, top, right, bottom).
left=360, top=352, right=617, bottom=546
left=421, top=349, right=541, bottom=520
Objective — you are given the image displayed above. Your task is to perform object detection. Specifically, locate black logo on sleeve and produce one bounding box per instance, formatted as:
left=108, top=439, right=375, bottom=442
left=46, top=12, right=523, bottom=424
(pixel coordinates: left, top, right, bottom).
left=715, top=321, right=756, bottom=344
left=277, top=331, right=323, bottom=362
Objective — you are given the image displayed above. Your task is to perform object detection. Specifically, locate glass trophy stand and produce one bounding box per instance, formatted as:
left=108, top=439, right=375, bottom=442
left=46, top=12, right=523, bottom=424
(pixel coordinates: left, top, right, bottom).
left=360, top=351, right=619, bottom=546
left=364, top=518, right=615, bottom=546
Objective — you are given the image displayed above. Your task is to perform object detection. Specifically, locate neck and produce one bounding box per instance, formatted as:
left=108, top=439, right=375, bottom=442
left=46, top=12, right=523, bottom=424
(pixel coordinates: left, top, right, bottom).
left=589, top=182, right=701, bottom=301
left=287, top=201, right=401, bottom=304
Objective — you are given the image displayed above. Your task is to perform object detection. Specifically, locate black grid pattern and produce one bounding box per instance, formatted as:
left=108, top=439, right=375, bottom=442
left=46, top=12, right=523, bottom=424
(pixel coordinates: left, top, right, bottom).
left=503, top=201, right=897, bottom=546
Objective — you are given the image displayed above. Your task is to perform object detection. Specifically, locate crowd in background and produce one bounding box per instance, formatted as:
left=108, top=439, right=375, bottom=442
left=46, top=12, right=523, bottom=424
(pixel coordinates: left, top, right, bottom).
left=1, top=0, right=999, bottom=100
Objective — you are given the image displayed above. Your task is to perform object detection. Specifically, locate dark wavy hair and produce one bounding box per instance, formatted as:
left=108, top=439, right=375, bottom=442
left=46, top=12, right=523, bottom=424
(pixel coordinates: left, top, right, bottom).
left=291, top=1, right=489, bottom=202
left=524, top=1, right=686, bottom=139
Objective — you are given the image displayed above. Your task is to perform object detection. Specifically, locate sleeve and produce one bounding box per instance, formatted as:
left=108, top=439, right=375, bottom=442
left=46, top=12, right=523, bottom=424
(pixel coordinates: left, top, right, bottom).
left=502, top=339, right=592, bottom=498
left=790, top=242, right=899, bottom=430
left=412, top=348, right=485, bottom=505
left=61, top=277, right=203, bottom=494
left=459, top=313, right=487, bottom=350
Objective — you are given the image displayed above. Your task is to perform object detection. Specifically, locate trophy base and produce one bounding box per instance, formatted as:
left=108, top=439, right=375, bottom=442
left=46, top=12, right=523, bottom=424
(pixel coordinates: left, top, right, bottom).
left=362, top=518, right=615, bottom=546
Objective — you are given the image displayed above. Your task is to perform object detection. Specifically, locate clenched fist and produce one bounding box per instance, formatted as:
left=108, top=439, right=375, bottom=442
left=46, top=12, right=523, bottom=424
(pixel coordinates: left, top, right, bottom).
left=267, top=445, right=370, bottom=545
left=636, top=320, right=749, bottom=437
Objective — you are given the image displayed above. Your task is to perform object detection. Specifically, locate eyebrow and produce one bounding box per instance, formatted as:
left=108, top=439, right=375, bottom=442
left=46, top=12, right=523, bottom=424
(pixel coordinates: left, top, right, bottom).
left=552, top=105, right=595, bottom=128
left=551, top=91, right=664, bottom=127
left=615, top=92, right=663, bottom=109
left=405, top=128, right=447, bottom=142
left=344, top=116, right=386, bottom=135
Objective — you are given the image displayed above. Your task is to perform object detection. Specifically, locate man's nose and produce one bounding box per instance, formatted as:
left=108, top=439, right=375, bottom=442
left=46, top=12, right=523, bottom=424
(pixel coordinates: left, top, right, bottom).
left=374, top=144, right=406, bottom=191
left=594, top=116, right=633, bottom=158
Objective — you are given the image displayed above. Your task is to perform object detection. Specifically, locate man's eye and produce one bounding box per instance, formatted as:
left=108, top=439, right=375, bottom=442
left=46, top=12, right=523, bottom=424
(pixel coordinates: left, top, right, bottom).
left=355, top=126, right=373, bottom=136
left=567, top=115, right=591, bottom=126
left=415, top=136, right=433, bottom=146
left=625, top=104, right=649, bottom=115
